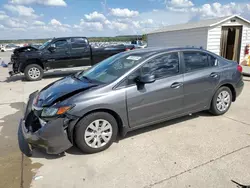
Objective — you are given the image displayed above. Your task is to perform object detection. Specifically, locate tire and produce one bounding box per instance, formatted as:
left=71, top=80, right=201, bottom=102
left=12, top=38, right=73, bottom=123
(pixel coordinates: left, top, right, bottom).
left=209, top=86, right=232, bottom=115
left=24, top=64, right=43, bottom=81
left=75, top=112, right=118, bottom=154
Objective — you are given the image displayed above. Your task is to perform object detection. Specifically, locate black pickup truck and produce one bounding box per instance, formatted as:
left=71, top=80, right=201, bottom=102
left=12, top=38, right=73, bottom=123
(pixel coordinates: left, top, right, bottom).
left=9, top=37, right=135, bottom=81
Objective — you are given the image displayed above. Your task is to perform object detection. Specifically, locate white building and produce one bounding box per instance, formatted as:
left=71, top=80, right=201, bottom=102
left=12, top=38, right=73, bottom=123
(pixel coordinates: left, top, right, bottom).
left=147, top=15, right=250, bottom=63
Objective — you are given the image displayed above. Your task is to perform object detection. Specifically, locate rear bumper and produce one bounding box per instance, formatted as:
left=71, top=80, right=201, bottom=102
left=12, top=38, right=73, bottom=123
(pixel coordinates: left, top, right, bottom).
left=18, top=92, right=73, bottom=155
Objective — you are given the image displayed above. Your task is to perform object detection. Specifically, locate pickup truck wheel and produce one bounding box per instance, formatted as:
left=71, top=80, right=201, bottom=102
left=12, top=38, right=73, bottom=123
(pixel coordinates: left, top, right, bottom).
left=75, top=112, right=118, bottom=154
left=24, top=64, right=43, bottom=81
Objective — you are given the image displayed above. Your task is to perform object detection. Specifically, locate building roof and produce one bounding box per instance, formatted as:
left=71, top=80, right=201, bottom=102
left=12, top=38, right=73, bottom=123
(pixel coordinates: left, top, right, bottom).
left=147, top=15, right=250, bottom=35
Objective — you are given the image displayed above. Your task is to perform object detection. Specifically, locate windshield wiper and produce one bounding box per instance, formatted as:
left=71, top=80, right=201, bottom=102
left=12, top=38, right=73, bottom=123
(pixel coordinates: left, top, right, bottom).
left=81, top=76, right=92, bottom=83
left=72, top=74, right=92, bottom=83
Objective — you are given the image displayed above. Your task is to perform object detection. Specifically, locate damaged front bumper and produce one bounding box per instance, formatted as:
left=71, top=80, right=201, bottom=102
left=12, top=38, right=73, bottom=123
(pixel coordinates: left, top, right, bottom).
left=8, top=62, right=15, bottom=76
left=18, top=92, right=75, bottom=155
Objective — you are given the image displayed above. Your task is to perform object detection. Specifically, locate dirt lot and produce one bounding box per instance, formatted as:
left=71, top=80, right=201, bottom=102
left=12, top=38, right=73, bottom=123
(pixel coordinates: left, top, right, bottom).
left=1, top=51, right=250, bottom=188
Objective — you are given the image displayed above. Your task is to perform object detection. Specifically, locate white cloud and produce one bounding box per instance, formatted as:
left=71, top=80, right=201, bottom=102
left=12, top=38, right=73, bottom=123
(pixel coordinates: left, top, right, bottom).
left=50, top=18, right=62, bottom=26
left=0, top=12, right=9, bottom=20
left=192, top=2, right=247, bottom=18
left=33, top=20, right=45, bottom=26
left=110, top=21, right=128, bottom=31
left=79, top=19, right=104, bottom=31
left=48, top=18, right=71, bottom=32
left=0, top=24, right=6, bottom=29
left=4, top=18, right=27, bottom=28
left=165, top=2, right=249, bottom=20
left=10, top=0, right=67, bottom=7
left=85, top=11, right=107, bottom=22
left=166, top=0, right=194, bottom=8
left=247, top=4, right=250, bottom=10
left=4, top=4, right=37, bottom=18
left=110, top=8, right=139, bottom=17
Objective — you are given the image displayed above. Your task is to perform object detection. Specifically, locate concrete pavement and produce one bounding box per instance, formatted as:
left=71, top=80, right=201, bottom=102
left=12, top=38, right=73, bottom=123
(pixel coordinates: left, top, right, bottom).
left=0, top=51, right=250, bottom=188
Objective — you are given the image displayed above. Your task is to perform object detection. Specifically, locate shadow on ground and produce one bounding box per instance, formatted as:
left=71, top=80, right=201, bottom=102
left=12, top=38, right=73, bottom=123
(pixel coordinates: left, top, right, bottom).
left=38, top=111, right=211, bottom=157
left=2, top=70, right=79, bottom=82
left=0, top=102, right=42, bottom=188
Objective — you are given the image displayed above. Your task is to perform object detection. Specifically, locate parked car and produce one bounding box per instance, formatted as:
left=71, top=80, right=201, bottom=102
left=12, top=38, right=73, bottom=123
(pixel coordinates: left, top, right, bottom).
left=8, top=37, right=134, bottom=81
left=18, top=47, right=244, bottom=156
left=1, top=44, right=19, bottom=52
left=131, top=40, right=147, bottom=48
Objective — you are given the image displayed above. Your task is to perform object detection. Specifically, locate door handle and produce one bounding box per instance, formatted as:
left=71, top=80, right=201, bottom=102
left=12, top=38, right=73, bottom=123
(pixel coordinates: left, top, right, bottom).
left=65, top=51, right=70, bottom=54
left=210, top=73, right=218, bottom=78
left=171, top=82, right=183, bottom=89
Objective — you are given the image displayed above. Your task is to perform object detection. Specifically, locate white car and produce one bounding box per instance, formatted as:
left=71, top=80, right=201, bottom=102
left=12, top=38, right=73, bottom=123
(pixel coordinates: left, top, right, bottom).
left=1, top=44, right=19, bottom=52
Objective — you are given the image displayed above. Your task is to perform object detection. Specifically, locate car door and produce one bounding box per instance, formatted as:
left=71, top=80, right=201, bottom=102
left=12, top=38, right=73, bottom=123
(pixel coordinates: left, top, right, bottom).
left=44, top=39, right=71, bottom=69
left=125, top=52, right=185, bottom=128
left=182, top=51, right=220, bottom=112
left=69, top=37, right=92, bottom=67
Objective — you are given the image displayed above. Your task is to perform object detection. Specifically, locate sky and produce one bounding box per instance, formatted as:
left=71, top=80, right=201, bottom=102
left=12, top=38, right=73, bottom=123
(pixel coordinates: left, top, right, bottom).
left=0, top=0, right=249, bottom=39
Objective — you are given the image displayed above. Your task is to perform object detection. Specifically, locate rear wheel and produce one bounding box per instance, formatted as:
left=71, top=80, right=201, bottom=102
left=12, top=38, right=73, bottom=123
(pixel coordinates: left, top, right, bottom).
left=209, top=86, right=232, bottom=115
left=75, top=112, right=118, bottom=154
left=24, top=64, right=43, bottom=81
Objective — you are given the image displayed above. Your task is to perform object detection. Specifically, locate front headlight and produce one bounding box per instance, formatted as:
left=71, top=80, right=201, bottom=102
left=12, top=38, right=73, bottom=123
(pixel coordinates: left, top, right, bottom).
left=41, top=106, right=72, bottom=117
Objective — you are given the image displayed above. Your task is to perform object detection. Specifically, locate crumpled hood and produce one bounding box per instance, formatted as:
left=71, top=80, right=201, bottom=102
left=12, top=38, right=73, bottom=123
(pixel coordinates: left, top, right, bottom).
left=13, top=45, right=38, bottom=54
left=37, top=76, right=98, bottom=107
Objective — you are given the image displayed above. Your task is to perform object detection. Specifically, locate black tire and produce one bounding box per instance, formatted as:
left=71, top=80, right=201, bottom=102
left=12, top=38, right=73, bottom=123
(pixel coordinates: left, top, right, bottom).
left=209, top=86, right=232, bottom=115
left=75, top=112, right=118, bottom=154
left=24, top=64, right=44, bottom=81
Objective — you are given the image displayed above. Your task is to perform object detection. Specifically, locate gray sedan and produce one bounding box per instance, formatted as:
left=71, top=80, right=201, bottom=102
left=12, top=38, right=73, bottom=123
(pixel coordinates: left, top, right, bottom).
left=18, top=47, right=244, bottom=155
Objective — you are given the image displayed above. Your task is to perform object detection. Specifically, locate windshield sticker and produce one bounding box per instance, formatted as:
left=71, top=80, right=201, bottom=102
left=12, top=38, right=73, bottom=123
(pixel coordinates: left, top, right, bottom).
left=126, top=56, right=141, bottom=61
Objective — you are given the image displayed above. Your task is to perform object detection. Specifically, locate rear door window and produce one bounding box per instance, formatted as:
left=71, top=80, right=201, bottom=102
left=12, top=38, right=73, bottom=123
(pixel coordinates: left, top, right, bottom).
left=71, top=38, right=88, bottom=49
left=183, top=51, right=210, bottom=72
left=54, top=40, right=68, bottom=48
left=208, top=54, right=218, bottom=66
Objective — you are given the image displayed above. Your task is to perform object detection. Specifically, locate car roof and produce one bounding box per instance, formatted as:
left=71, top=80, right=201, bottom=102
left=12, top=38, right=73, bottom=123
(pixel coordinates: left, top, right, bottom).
left=121, top=47, right=214, bottom=59
left=128, top=47, right=209, bottom=54
left=53, top=36, right=87, bottom=40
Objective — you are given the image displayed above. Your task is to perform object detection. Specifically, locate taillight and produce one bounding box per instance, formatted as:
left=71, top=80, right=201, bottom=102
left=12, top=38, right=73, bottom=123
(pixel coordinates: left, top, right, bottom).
left=125, top=48, right=130, bottom=51
left=237, top=65, right=243, bottom=73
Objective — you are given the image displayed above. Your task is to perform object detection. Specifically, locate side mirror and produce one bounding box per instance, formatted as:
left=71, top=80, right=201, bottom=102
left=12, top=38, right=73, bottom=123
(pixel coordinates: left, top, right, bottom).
left=48, top=44, right=56, bottom=52
left=136, top=74, right=156, bottom=84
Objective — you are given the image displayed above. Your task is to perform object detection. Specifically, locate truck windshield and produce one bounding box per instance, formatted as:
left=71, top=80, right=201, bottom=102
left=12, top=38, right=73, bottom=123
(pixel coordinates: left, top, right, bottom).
left=39, top=40, right=52, bottom=50
left=76, top=53, right=144, bottom=84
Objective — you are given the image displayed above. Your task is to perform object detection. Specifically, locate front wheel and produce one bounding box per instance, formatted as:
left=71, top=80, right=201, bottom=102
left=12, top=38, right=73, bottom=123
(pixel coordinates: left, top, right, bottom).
left=75, top=112, right=118, bottom=154
left=24, top=64, right=43, bottom=81
left=209, top=86, right=232, bottom=115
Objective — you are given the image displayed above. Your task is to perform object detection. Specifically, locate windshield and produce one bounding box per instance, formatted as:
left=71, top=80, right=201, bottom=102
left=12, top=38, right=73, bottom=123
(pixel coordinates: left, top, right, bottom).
left=76, top=53, right=144, bottom=84
left=39, top=39, right=52, bottom=50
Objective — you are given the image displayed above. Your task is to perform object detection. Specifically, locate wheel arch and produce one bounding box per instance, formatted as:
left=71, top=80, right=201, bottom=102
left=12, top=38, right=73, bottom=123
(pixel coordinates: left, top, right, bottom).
left=70, top=108, right=126, bottom=144
left=21, top=59, right=44, bottom=72
left=219, top=83, right=236, bottom=102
